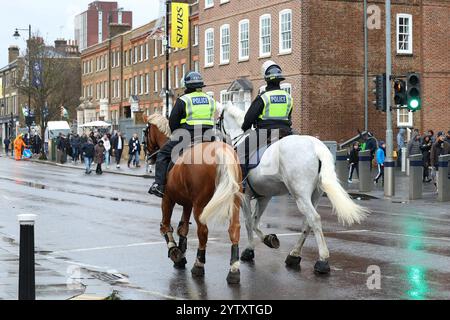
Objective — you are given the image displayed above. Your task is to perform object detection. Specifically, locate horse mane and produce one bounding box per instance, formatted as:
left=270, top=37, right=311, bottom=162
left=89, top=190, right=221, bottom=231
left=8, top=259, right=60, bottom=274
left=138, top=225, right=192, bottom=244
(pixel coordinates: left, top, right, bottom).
left=225, top=102, right=245, bottom=127
left=148, top=114, right=171, bottom=137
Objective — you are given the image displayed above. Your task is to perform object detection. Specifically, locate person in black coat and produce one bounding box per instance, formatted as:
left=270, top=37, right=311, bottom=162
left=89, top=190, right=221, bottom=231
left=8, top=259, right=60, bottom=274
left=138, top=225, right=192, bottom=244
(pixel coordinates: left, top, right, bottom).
left=128, top=134, right=141, bottom=168
left=420, top=135, right=433, bottom=183
left=348, top=142, right=360, bottom=183
left=81, top=138, right=95, bottom=174
left=111, top=132, right=125, bottom=168
left=4, top=137, right=11, bottom=156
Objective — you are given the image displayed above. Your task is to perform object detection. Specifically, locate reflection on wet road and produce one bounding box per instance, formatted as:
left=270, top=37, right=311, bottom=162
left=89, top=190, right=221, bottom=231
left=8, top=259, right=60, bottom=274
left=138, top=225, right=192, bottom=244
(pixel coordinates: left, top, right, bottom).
left=1, top=157, right=450, bottom=300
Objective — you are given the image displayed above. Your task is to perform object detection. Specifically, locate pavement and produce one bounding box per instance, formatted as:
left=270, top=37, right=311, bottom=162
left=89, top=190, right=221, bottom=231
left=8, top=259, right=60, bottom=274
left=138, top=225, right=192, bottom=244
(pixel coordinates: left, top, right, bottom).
left=1, top=153, right=450, bottom=300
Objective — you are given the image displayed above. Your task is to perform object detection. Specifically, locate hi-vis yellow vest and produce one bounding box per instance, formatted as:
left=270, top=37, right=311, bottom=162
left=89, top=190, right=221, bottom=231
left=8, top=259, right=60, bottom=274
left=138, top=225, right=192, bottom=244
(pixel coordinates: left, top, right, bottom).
left=259, top=90, right=293, bottom=121
left=180, top=92, right=216, bottom=126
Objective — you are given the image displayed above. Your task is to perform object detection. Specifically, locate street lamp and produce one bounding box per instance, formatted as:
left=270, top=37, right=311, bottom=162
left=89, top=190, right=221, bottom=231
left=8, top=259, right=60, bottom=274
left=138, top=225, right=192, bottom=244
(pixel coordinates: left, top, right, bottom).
left=13, top=25, right=32, bottom=134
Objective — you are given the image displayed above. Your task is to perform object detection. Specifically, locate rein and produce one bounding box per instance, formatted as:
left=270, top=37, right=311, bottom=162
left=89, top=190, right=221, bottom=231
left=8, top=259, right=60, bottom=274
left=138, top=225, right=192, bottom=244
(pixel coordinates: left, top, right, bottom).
left=218, top=111, right=246, bottom=147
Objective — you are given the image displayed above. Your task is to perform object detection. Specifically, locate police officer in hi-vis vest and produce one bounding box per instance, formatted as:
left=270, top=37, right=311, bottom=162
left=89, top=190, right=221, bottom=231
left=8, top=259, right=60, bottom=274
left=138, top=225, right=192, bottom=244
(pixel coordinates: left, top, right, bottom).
left=240, top=61, right=294, bottom=179
left=149, top=71, right=217, bottom=198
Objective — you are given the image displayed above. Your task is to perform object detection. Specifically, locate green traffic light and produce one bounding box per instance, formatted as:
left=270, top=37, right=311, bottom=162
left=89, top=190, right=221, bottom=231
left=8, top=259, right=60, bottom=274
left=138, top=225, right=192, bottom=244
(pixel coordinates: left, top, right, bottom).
left=410, top=99, right=419, bottom=109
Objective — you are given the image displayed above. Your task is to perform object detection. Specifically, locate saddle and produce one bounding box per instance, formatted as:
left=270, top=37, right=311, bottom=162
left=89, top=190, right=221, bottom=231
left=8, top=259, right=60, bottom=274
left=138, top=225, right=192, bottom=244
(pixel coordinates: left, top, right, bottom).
left=167, top=136, right=216, bottom=174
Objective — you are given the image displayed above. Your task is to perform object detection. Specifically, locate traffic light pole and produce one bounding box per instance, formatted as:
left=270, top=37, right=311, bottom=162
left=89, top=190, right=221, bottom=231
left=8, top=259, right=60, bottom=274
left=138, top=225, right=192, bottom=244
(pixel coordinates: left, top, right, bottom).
left=385, top=0, right=395, bottom=197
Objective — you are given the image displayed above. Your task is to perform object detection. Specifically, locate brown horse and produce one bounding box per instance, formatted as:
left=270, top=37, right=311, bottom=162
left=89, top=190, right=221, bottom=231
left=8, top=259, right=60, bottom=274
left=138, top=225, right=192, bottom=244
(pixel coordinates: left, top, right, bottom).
left=145, top=114, right=243, bottom=284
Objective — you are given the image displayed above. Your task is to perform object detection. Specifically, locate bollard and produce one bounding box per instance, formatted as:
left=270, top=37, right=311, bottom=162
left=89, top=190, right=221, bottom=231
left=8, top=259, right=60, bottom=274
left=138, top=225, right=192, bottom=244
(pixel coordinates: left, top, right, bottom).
left=358, top=150, right=373, bottom=192
left=18, top=214, right=37, bottom=301
left=409, top=154, right=423, bottom=200
left=401, top=147, right=407, bottom=173
left=438, top=155, right=450, bottom=202
left=336, top=150, right=349, bottom=189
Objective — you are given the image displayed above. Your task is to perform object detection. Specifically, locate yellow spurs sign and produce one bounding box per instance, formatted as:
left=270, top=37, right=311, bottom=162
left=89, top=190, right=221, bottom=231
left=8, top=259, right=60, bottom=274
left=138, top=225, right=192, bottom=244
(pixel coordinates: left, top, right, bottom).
left=171, top=2, right=189, bottom=49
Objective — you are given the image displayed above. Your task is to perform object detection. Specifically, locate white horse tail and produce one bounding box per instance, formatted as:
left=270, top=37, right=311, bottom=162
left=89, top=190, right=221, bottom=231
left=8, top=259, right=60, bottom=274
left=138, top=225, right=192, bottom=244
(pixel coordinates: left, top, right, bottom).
left=313, top=140, right=369, bottom=226
left=200, top=144, right=242, bottom=225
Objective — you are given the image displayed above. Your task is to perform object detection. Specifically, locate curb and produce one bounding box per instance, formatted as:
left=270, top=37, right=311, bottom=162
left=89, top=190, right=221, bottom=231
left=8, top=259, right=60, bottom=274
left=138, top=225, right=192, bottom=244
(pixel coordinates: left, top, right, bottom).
left=29, top=159, right=154, bottom=179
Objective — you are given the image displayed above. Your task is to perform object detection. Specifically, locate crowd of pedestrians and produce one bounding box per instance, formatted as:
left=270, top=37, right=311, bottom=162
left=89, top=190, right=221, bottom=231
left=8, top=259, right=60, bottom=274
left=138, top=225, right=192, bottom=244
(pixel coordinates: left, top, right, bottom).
left=347, top=129, right=450, bottom=191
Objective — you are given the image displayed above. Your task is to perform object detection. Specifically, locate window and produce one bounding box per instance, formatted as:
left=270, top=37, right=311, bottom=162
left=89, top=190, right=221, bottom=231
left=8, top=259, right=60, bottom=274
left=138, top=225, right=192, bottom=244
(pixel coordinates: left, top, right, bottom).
left=397, top=14, right=413, bottom=54
left=220, top=24, right=230, bottom=64
left=281, top=83, right=292, bottom=95
left=239, top=20, right=250, bottom=61
left=146, top=73, right=150, bottom=93
left=259, top=14, right=271, bottom=57
left=161, top=69, right=165, bottom=90
left=117, top=51, right=121, bottom=67
left=205, top=0, right=214, bottom=9
left=205, top=28, right=215, bottom=67
left=194, top=61, right=200, bottom=73
left=181, top=64, right=186, bottom=83
left=193, top=25, right=199, bottom=46
left=154, top=40, right=158, bottom=57
left=220, top=90, right=231, bottom=104
left=124, top=79, right=129, bottom=98
left=154, top=71, right=158, bottom=92
left=169, top=68, right=172, bottom=89
left=397, top=109, right=413, bottom=127
left=134, top=46, right=138, bottom=64
left=140, top=75, right=145, bottom=94
left=140, top=45, right=144, bottom=62
left=279, top=9, right=292, bottom=54
left=145, top=43, right=149, bottom=60
left=161, top=40, right=165, bottom=55
left=134, top=76, right=138, bottom=95
left=175, top=66, right=179, bottom=88
left=124, top=50, right=128, bottom=66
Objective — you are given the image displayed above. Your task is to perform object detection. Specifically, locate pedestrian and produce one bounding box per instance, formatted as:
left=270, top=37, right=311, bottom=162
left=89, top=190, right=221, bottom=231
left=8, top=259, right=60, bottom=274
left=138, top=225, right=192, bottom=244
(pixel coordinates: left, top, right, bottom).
left=3, top=137, right=11, bottom=156
left=34, top=134, right=42, bottom=155
left=128, top=133, right=141, bottom=168
left=428, top=130, right=435, bottom=144
left=70, top=133, right=81, bottom=164
left=407, top=131, right=422, bottom=157
left=430, top=132, right=450, bottom=191
left=94, top=140, right=106, bottom=175
left=13, top=134, right=27, bottom=161
left=89, top=131, right=97, bottom=145
left=101, top=134, right=111, bottom=169
left=420, top=135, right=433, bottom=183
left=348, top=142, right=360, bottom=184
left=56, top=133, right=67, bottom=164
left=397, top=128, right=406, bottom=166
left=446, top=130, right=450, bottom=143
left=112, top=131, right=125, bottom=169
left=374, top=141, right=386, bottom=185
left=81, top=138, right=95, bottom=175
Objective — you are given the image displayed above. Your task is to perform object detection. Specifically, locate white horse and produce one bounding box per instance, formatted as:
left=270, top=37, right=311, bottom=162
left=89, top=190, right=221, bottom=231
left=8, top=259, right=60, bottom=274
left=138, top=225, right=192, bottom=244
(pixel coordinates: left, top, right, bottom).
left=217, top=102, right=369, bottom=274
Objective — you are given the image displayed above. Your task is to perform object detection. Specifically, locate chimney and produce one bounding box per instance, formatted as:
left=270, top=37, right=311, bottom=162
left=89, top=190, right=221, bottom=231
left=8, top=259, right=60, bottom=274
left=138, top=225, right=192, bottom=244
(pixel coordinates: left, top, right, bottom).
left=109, top=23, right=132, bottom=39
left=54, top=39, right=68, bottom=52
left=8, top=46, right=20, bottom=63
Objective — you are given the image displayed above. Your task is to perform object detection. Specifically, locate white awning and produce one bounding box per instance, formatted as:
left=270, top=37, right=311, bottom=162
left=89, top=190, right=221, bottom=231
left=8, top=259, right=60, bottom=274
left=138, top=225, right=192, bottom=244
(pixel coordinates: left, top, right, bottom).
left=80, top=121, right=112, bottom=128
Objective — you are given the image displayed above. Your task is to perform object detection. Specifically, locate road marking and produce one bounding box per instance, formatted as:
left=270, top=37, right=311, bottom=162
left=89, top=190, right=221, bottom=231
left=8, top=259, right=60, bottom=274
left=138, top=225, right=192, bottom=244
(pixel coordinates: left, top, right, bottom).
left=50, top=238, right=220, bottom=255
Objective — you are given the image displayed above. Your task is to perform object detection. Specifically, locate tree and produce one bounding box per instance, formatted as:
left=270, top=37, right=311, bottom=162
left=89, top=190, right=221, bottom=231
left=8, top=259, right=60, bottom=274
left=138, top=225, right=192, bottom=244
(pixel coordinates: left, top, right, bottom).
left=15, top=35, right=81, bottom=160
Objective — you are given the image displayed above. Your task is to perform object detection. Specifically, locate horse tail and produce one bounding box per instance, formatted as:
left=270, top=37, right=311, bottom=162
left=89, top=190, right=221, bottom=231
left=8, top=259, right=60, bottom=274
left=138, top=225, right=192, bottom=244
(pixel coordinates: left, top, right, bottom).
left=200, top=144, right=242, bottom=225
left=313, top=140, right=369, bottom=226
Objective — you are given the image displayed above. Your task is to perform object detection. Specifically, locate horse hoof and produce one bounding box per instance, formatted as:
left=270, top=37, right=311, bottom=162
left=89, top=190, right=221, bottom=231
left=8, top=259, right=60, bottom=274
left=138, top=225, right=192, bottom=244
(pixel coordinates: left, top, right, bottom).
left=314, top=260, right=331, bottom=275
left=227, top=270, right=241, bottom=285
left=263, top=234, right=280, bottom=249
left=240, top=249, right=255, bottom=262
left=191, top=266, right=205, bottom=278
left=285, top=255, right=302, bottom=269
left=173, top=257, right=187, bottom=269
left=169, top=247, right=183, bottom=264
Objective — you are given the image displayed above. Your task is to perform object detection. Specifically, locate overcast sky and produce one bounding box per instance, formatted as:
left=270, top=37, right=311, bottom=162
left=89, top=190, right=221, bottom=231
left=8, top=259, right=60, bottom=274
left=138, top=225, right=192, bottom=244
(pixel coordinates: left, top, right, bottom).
left=0, top=0, right=161, bottom=66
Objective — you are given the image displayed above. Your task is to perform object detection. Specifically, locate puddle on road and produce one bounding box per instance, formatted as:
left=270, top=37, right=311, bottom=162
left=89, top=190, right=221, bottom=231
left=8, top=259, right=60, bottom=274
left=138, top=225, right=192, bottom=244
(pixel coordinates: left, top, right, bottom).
left=0, top=176, right=151, bottom=206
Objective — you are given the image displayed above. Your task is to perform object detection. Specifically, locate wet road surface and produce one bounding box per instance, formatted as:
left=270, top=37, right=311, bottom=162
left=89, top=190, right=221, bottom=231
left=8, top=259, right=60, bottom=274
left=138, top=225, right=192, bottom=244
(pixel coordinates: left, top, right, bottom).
left=1, top=156, right=450, bottom=300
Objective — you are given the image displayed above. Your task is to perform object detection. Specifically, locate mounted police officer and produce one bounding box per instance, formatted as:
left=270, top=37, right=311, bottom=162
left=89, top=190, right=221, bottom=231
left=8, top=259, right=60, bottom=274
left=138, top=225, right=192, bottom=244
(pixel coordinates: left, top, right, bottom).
left=239, top=61, right=294, bottom=179
left=149, top=71, right=217, bottom=198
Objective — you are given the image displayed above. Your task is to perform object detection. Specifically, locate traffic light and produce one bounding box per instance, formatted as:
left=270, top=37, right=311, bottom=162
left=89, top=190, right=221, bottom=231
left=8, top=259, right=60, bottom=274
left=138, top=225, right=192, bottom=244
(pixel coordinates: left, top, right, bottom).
left=406, top=73, right=421, bottom=112
left=372, top=74, right=387, bottom=112
left=394, top=79, right=407, bottom=106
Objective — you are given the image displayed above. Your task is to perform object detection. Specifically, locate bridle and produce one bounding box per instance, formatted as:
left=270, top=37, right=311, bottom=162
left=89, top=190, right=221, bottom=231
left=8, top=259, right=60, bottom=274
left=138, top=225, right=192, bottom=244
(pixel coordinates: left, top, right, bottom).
left=217, top=110, right=246, bottom=147
left=145, top=124, right=161, bottom=162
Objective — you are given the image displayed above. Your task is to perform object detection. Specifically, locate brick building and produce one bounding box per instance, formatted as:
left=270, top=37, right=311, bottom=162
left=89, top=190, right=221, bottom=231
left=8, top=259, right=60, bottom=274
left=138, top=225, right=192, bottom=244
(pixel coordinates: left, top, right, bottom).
left=199, top=0, right=450, bottom=143
left=79, top=0, right=200, bottom=132
left=75, top=1, right=133, bottom=51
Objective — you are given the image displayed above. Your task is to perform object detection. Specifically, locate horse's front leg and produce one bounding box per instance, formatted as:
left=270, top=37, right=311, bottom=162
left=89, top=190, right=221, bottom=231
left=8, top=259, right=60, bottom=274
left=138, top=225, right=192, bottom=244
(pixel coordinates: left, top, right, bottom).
left=161, top=197, right=182, bottom=264
left=253, top=197, right=280, bottom=249
left=174, top=205, right=192, bottom=269
left=241, top=195, right=256, bottom=262
left=227, top=197, right=241, bottom=284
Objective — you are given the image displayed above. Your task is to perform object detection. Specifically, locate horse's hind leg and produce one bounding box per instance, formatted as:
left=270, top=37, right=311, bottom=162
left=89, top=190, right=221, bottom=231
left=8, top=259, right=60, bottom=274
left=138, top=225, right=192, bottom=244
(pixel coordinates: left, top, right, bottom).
left=227, top=196, right=241, bottom=285
left=174, top=205, right=192, bottom=269
left=161, top=197, right=183, bottom=264
left=192, top=206, right=208, bottom=278
left=286, top=188, right=322, bottom=269
left=252, top=197, right=280, bottom=250
left=241, top=195, right=256, bottom=262
left=296, top=197, right=331, bottom=275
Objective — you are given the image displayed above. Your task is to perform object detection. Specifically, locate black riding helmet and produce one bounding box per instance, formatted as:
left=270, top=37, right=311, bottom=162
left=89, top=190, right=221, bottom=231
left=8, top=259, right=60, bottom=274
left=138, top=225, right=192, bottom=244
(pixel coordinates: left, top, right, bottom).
left=183, top=71, right=205, bottom=89
left=265, top=64, right=286, bottom=82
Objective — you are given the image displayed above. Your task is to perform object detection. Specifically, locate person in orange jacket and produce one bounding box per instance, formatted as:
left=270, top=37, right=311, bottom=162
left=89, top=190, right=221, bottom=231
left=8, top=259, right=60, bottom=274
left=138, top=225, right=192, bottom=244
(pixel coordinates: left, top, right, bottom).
left=14, top=134, right=27, bottom=161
